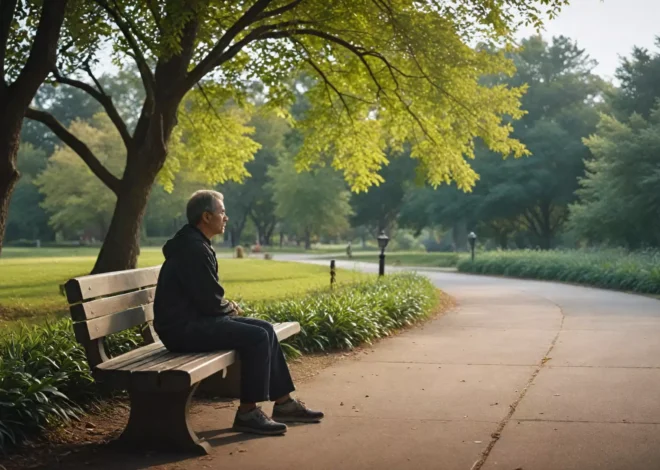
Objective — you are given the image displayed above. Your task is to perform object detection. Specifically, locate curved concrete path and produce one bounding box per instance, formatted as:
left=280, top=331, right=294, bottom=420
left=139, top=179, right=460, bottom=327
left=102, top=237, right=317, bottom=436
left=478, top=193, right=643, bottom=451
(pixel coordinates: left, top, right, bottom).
left=53, top=258, right=660, bottom=470
left=226, top=258, right=660, bottom=470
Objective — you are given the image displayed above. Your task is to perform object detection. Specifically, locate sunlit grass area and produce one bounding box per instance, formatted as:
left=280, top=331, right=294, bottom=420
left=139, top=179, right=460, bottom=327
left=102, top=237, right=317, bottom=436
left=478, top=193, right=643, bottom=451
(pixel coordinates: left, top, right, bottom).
left=0, top=247, right=369, bottom=323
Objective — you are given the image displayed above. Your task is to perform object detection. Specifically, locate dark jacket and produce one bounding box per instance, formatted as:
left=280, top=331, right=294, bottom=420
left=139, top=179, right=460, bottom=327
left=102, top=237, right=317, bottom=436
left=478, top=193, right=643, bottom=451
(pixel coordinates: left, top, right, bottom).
left=153, top=224, right=233, bottom=346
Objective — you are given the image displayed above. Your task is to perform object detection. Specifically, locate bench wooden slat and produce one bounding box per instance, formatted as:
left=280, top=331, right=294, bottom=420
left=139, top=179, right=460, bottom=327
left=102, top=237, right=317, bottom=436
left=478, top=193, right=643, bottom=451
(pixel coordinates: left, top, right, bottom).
left=115, top=349, right=172, bottom=372
left=96, top=341, right=165, bottom=371
left=70, top=287, right=156, bottom=321
left=271, top=321, right=301, bottom=340
left=74, top=303, right=154, bottom=342
left=95, top=351, right=173, bottom=389
left=131, top=351, right=236, bottom=391
left=65, top=266, right=161, bottom=303
left=160, top=352, right=236, bottom=391
left=127, top=352, right=190, bottom=372
left=137, top=352, right=209, bottom=373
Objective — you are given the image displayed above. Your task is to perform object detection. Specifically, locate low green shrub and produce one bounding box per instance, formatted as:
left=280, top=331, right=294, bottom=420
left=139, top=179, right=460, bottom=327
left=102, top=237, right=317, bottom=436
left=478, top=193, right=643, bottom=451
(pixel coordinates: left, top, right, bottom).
left=0, top=322, right=144, bottom=450
left=0, top=273, right=437, bottom=451
left=457, top=249, right=660, bottom=295
left=250, top=273, right=438, bottom=352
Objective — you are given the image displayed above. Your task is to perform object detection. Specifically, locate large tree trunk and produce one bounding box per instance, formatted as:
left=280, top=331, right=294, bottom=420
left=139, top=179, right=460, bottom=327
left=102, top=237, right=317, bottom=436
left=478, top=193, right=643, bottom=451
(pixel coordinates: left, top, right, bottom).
left=539, top=201, right=552, bottom=250
left=263, top=221, right=276, bottom=246
left=0, top=120, right=21, bottom=255
left=228, top=210, right=249, bottom=248
left=304, top=229, right=311, bottom=250
left=91, top=154, right=162, bottom=274
left=0, top=0, right=68, bottom=254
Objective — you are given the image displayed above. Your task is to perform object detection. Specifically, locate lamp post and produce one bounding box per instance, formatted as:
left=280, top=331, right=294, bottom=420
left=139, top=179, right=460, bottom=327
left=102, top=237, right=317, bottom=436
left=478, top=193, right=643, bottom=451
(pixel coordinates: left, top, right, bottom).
left=468, top=231, right=477, bottom=263
left=377, top=231, right=389, bottom=276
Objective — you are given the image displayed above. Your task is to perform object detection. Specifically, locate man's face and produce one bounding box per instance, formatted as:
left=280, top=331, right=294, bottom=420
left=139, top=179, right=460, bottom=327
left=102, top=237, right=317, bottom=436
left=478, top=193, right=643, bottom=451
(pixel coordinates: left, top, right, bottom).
left=207, top=198, right=229, bottom=236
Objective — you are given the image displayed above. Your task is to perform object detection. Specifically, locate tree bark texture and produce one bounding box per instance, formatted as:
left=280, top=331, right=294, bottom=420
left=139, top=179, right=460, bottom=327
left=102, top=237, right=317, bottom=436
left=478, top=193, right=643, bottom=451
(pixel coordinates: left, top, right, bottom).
left=0, top=0, right=68, bottom=255
left=91, top=146, right=164, bottom=274
left=0, top=116, right=21, bottom=256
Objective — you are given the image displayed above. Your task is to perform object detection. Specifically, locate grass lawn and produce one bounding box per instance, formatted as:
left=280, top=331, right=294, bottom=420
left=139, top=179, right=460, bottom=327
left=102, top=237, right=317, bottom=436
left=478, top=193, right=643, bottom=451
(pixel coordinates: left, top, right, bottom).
left=0, top=247, right=369, bottom=324
left=327, top=251, right=465, bottom=268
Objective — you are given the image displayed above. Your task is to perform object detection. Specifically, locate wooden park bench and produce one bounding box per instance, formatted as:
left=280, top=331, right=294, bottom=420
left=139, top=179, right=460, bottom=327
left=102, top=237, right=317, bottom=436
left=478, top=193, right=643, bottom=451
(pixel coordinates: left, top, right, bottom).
left=64, top=265, right=300, bottom=455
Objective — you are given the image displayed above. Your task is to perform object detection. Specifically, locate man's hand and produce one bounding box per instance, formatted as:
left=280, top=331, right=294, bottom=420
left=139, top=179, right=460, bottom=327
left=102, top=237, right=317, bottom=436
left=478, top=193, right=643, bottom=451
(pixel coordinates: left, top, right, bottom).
left=228, top=300, right=243, bottom=316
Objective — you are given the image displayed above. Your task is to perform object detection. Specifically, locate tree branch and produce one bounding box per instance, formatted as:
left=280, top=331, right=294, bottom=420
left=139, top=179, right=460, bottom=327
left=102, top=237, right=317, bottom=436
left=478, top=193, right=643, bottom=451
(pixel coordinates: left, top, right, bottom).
left=111, top=0, right=157, bottom=51
left=522, top=207, right=545, bottom=240
left=146, top=0, right=162, bottom=32
left=0, top=0, right=18, bottom=88
left=83, top=62, right=107, bottom=95
left=257, top=0, right=305, bottom=20
left=196, top=82, right=223, bottom=122
left=285, top=29, right=435, bottom=138
left=184, top=0, right=275, bottom=89
left=9, top=0, right=67, bottom=108
left=51, top=69, right=133, bottom=152
left=25, top=108, right=122, bottom=195
left=95, top=0, right=156, bottom=113
left=289, top=37, right=373, bottom=118
left=214, top=20, right=315, bottom=68
left=549, top=205, right=568, bottom=233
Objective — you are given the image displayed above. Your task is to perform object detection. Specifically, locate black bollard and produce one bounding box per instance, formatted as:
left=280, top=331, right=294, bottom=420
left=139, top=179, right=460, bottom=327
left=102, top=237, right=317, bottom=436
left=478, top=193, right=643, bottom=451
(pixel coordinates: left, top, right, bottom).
left=330, top=259, right=336, bottom=288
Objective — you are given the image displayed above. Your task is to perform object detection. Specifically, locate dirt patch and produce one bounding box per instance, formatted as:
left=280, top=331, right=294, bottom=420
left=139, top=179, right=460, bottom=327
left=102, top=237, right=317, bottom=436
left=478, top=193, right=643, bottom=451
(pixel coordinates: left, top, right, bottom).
left=0, top=291, right=455, bottom=470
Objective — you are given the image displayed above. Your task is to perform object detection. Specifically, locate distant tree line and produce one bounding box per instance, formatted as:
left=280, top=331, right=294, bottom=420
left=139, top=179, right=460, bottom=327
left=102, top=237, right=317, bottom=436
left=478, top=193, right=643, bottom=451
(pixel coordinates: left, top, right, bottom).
left=5, top=32, right=660, bottom=256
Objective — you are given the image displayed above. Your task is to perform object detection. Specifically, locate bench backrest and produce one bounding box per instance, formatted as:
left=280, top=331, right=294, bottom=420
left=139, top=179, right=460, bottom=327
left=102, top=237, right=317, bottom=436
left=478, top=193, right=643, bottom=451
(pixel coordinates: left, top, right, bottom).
left=65, top=266, right=162, bottom=368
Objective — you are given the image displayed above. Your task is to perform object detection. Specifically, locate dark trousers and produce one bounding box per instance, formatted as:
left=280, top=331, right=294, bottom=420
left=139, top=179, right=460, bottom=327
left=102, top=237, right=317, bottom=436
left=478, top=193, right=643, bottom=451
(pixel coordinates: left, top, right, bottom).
left=173, top=316, right=296, bottom=404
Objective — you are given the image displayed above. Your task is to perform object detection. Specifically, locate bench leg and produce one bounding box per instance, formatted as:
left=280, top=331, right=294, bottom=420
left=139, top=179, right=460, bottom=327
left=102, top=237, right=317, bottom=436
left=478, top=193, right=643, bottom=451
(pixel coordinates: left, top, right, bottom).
left=198, top=360, right=241, bottom=399
left=119, top=383, right=210, bottom=455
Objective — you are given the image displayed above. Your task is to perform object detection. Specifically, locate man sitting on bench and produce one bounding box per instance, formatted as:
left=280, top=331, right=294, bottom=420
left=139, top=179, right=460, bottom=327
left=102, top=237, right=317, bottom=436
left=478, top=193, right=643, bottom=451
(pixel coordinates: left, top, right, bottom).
left=153, top=189, right=324, bottom=435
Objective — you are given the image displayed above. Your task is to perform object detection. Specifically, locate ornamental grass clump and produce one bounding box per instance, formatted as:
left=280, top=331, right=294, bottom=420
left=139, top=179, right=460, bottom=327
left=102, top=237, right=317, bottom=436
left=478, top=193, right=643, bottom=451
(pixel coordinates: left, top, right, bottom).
left=250, top=273, right=438, bottom=352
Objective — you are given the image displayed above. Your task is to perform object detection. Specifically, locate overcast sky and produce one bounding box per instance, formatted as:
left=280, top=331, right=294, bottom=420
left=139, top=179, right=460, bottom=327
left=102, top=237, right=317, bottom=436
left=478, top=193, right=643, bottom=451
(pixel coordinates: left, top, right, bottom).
left=517, top=0, right=659, bottom=80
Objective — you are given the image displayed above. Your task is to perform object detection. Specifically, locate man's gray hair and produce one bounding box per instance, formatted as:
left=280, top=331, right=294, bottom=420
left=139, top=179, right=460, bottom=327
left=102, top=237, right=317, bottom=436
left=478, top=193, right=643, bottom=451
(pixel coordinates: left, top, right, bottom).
left=186, top=190, right=224, bottom=225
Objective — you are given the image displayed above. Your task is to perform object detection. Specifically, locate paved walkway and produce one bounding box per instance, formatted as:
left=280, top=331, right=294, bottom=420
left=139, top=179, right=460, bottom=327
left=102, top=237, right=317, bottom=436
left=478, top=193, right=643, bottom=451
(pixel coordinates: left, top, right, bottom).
left=58, top=259, right=660, bottom=470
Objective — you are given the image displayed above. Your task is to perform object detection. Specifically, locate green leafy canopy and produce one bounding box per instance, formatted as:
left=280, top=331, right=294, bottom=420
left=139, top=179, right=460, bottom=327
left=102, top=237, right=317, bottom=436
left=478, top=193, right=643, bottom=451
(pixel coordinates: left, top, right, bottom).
left=88, top=0, right=569, bottom=193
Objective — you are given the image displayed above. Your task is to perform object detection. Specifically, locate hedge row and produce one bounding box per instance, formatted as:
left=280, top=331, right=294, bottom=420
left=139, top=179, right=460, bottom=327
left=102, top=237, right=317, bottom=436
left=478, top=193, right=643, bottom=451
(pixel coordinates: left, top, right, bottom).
left=457, top=249, right=660, bottom=294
